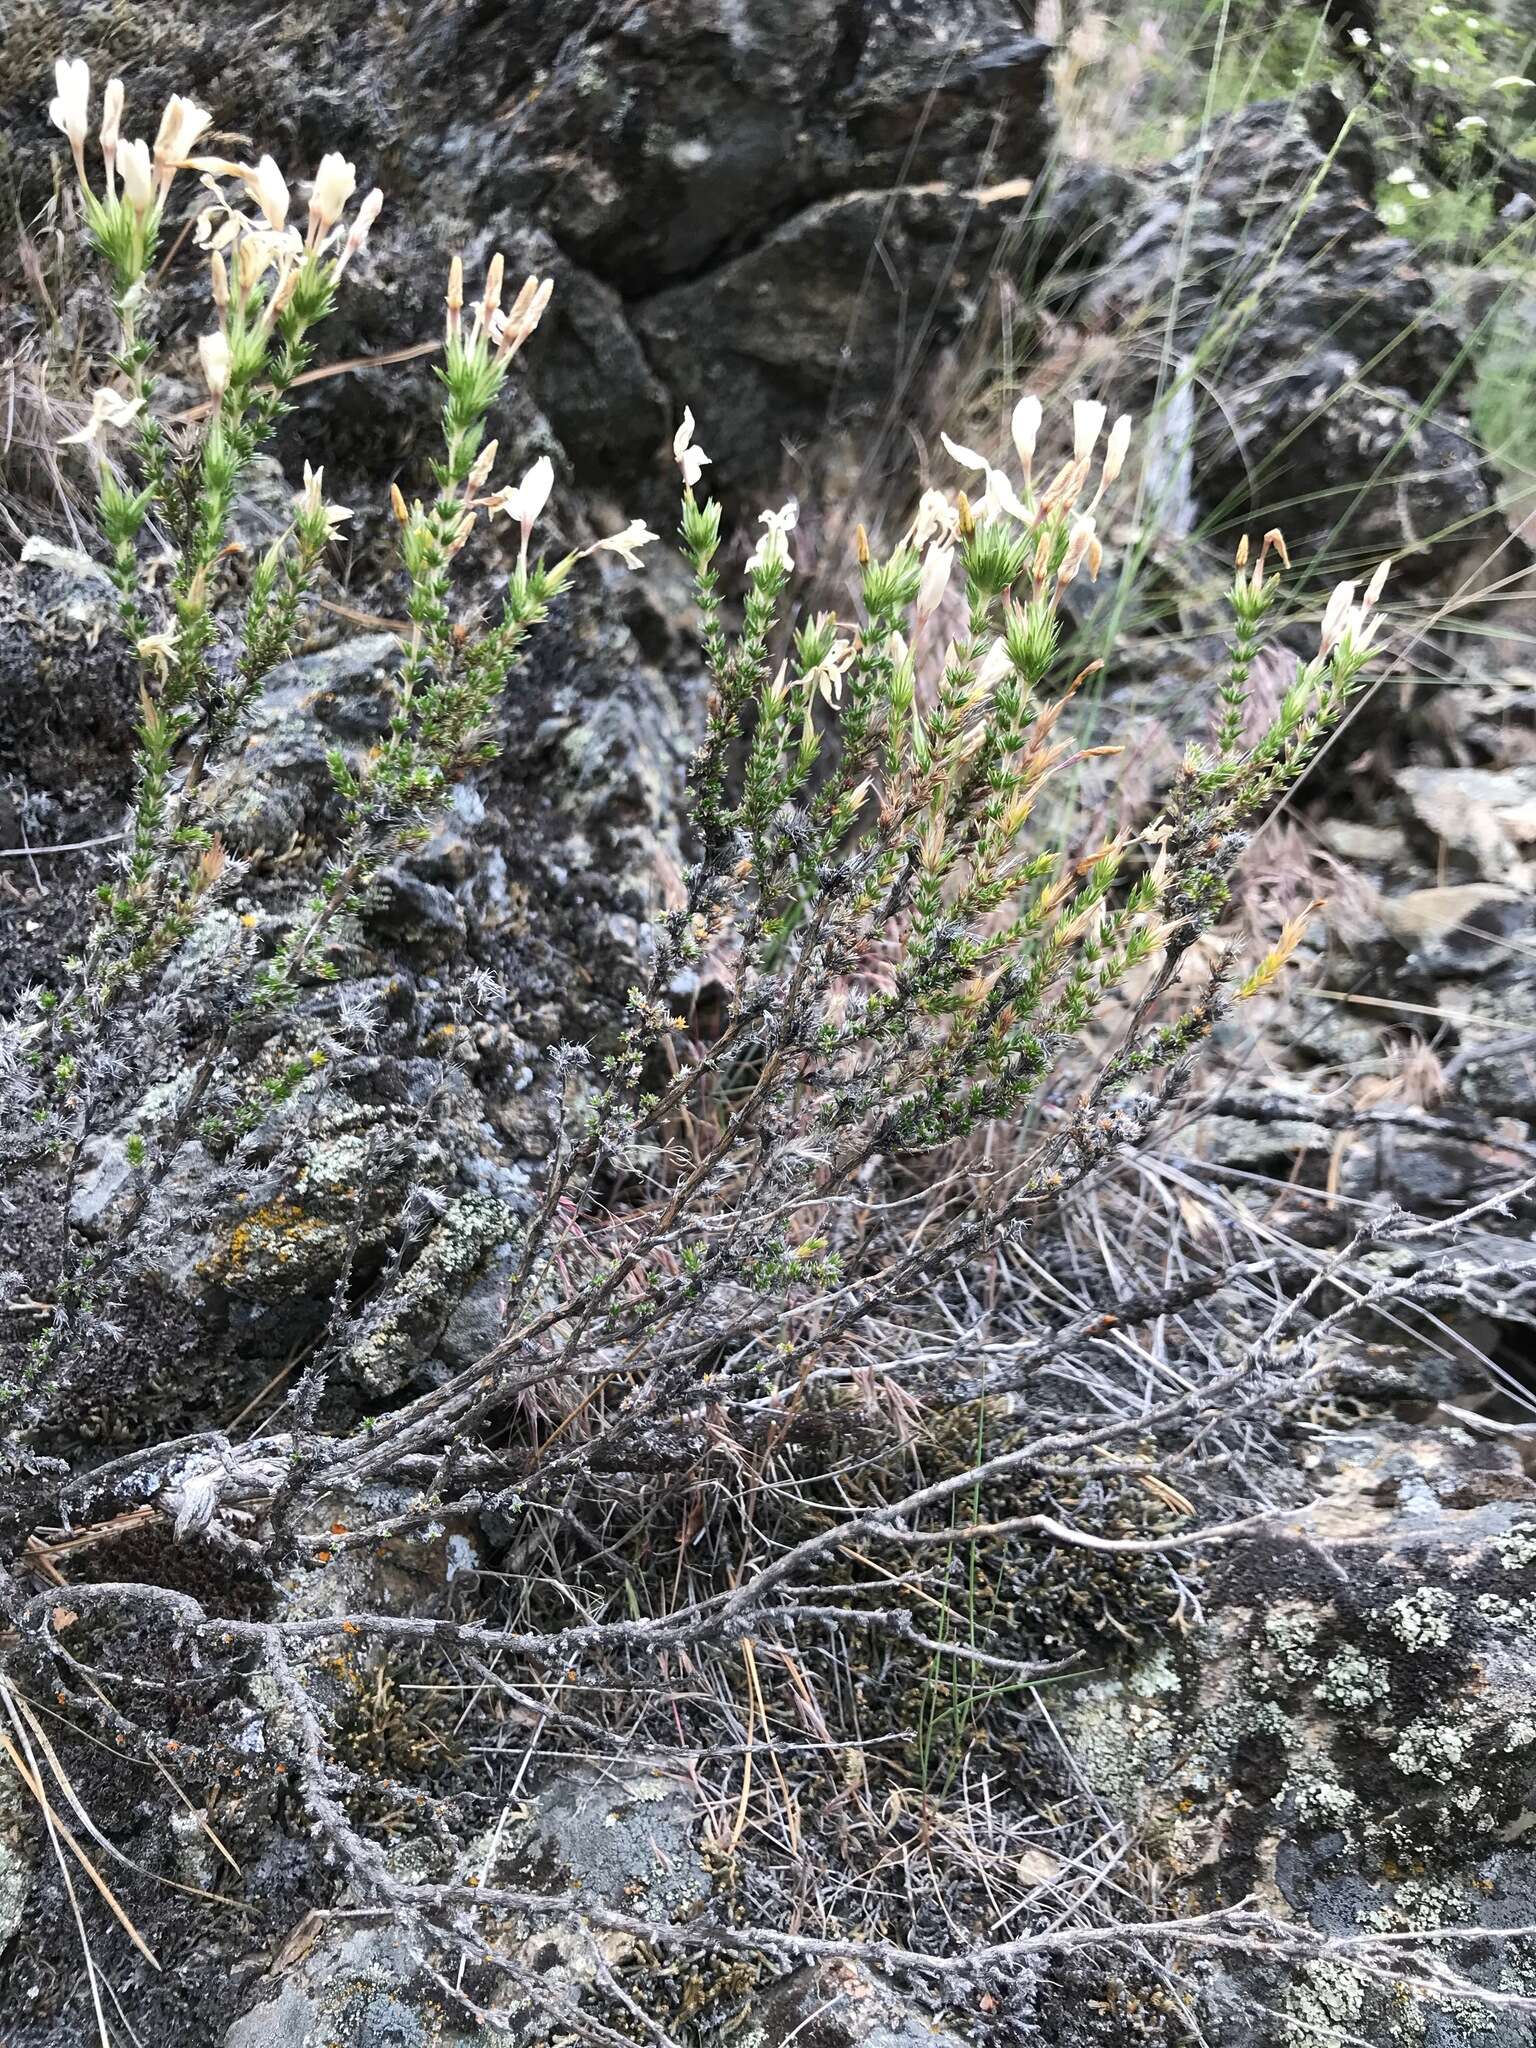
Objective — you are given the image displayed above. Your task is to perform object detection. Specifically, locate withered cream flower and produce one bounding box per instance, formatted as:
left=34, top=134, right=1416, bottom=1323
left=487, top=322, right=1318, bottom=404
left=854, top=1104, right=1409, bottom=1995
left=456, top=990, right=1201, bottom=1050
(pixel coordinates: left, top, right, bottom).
left=805, top=638, right=857, bottom=708
left=939, top=432, right=1028, bottom=525
left=490, top=274, right=553, bottom=359
left=135, top=625, right=179, bottom=678
left=673, top=407, right=710, bottom=490
left=59, top=385, right=146, bottom=448
left=198, top=330, right=232, bottom=399
left=186, top=153, right=290, bottom=230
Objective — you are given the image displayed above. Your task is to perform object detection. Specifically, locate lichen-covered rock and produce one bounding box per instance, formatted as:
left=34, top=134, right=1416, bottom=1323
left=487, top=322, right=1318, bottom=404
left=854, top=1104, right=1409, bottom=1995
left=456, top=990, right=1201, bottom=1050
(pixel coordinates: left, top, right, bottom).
left=223, top=1767, right=715, bottom=2048
left=1059, top=1419, right=1536, bottom=2046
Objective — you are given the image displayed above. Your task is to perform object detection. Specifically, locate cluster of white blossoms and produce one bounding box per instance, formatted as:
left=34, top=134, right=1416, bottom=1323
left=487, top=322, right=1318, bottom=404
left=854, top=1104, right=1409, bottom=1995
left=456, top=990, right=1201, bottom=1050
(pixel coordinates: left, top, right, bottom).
left=49, top=56, right=210, bottom=223
left=895, top=392, right=1133, bottom=625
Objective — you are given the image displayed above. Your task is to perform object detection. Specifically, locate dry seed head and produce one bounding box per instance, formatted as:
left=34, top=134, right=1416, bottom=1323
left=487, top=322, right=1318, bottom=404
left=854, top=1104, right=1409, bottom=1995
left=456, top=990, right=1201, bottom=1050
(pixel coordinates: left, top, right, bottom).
left=855, top=522, right=870, bottom=566
left=956, top=491, right=976, bottom=540
left=1237, top=898, right=1325, bottom=999
left=1234, top=534, right=1250, bottom=569
left=209, top=249, right=229, bottom=310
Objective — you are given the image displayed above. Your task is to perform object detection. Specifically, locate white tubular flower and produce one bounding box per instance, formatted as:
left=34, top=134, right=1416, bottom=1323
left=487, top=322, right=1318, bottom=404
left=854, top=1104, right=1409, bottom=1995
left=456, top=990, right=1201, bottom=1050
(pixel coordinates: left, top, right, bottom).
left=496, top=454, right=555, bottom=563
left=745, top=502, right=797, bottom=577
left=198, top=330, right=232, bottom=399
left=1492, top=76, right=1535, bottom=90
left=1363, top=557, right=1391, bottom=608
left=117, top=138, right=155, bottom=219
left=308, top=152, right=357, bottom=239
left=1011, top=393, right=1043, bottom=473
left=59, top=385, right=145, bottom=448
left=1455, top=115, right=1487, bottom=131
left=673, top=406, right=711, bottom=490
left=590, top=519, right=659, bottom=570
left=1072, top=398, right=1107, bottom=462
left=916, top=541, right=955, bottom=621
left=48, top=57, right=90, bottom=169
left=1100, top=413, right=1132, bottom=487
left=1317, top=579, right=1357, bottom=658
left=99, top=77, right=124, bottom=182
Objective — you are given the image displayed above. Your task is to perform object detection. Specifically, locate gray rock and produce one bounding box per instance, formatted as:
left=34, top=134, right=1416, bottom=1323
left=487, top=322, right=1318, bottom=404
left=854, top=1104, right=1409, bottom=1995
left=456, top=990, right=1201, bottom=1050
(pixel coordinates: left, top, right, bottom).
left=224, top=1929, right=495, bottom=2046
left=0, top=539, right=135, bottom=794
left=1085, top=99, right=1501, bottom=581
left=1396, top=765, right=1536, bottom=887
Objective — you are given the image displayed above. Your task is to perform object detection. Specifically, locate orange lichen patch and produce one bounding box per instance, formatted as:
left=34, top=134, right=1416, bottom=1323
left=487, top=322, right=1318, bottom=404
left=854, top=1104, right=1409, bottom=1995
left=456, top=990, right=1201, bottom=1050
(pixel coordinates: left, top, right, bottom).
left=210, top=1195, right=342, bottom=1281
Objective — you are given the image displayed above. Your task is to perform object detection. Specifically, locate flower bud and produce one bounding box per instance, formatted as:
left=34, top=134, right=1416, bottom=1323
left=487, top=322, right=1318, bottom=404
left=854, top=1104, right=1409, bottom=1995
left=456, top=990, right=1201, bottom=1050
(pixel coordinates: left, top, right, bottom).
left=118, top=137, right=154, bottom=219
left=198, top=329, right=231, bottom=399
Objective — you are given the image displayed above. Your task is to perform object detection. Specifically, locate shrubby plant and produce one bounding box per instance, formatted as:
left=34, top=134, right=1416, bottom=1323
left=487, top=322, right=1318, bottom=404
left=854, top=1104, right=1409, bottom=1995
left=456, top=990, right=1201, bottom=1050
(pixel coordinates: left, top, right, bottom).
left=0, top=50, right=1441, bottom=2048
